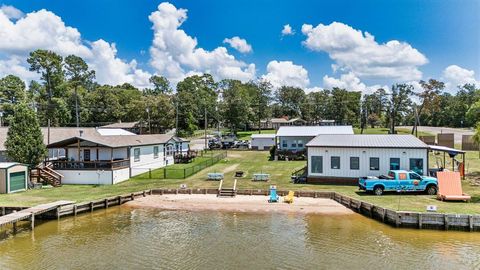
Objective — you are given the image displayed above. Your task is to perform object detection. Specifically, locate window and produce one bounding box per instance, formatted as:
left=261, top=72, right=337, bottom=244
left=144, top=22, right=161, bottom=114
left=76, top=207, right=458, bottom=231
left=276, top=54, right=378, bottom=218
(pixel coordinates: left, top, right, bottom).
left=409, top=172, right=422, bottom=180
left=350, top=157, right=359, bottom=170
left=297, top=140, right=304, bottom=148
left=311, top=156, right=323, bottom=173
left=153, top=146, right=159, bottom=159
left=409, top=158, right=424, bottom=175
left=134, top=148, right=140, bottom=162
left=331, top=156, right=340, bottom=169
left=370, top=157, right=379, bottom=170
left=399, top=173, right=407, bottom=180
left=390, top=158, right=400, bottom=170
left=282, top=140, right=287, bottom=148
left=166, top=145, right=173, bottom=156
left=291, top=141, right=297, bottom=148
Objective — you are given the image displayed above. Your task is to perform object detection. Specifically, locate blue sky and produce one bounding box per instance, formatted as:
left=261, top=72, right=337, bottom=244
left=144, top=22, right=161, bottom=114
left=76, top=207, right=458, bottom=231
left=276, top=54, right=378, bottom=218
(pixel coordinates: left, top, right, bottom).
left=0, top=0, right=479, bottom=91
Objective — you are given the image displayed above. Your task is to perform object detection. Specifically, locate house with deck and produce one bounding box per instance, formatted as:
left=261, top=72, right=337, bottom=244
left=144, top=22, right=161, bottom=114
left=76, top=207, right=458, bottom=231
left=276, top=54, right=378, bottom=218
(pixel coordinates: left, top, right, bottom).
left=305, top=134, right=429, bottom=185
left=46, top=131, right=180, bottom=185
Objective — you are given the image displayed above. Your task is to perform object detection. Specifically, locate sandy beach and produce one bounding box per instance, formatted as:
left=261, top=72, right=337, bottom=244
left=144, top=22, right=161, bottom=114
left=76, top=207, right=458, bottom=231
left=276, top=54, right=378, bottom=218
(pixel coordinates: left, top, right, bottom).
left=125, top=194, right=353, bottom=215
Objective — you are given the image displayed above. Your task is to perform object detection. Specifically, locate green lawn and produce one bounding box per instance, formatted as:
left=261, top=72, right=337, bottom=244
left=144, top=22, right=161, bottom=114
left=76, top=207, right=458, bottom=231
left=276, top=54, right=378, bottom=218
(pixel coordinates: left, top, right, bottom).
left=0, top=151, right=479, bottom=214
left=236, top=129, right=276, bottom=140
left=353, top=127, right=433, bottom=137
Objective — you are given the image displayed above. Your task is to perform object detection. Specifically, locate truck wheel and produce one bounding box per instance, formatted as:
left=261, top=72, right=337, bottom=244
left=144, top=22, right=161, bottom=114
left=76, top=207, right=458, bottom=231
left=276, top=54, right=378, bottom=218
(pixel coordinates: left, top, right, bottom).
left=426, top=185, right=437, bottom=195
left=374, top=186, right=384, bottom=196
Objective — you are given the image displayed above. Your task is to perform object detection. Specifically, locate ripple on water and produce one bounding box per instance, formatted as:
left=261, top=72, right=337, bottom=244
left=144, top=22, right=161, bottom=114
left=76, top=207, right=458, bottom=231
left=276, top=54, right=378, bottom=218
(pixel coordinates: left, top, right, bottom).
left=0, top=208, right=479, bottom=270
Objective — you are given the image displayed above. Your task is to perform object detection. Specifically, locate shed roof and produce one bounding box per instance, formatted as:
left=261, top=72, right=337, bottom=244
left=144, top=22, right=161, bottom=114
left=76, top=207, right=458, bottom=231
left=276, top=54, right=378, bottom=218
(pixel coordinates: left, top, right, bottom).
left=306, top=134, right=428, bottom=149
left=277, top=126, right=354, bottom=137
left=428, top=145, right=466, bottom=154
left=0, top=162, right=23, bottom=169
left=251, top=134, right=276, bottom=139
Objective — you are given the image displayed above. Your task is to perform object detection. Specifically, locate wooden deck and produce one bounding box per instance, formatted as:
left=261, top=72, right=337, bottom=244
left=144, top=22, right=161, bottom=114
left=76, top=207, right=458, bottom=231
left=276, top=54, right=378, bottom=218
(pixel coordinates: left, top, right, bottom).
left=0, top=200, right=73, bottom=229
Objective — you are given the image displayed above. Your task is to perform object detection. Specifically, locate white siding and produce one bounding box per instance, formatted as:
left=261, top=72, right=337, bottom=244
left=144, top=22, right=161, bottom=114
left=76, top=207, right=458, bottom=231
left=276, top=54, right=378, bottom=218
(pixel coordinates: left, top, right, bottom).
left=65, top=147, right=127, bottom=161
left=251, top=137, right=275, bottom=150
left=308, top=147, right=428, bottom=178
left=278, top=136, right=312, bottom=150
left=112, top=168, right=130, bottom=184
left=130, top=144, right=168, bottom=176
left=58, top=170, right=114, bottom=185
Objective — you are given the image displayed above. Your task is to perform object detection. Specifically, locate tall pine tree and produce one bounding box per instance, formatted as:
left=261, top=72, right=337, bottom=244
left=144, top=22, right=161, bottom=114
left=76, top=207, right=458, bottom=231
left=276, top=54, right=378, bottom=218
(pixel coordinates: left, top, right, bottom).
left=5, top=103, right=47, bottom=166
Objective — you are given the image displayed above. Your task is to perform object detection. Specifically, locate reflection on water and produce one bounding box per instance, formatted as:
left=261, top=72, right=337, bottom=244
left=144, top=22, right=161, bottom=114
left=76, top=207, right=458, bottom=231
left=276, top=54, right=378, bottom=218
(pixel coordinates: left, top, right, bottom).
left=0, top=206, right=479, bottom=270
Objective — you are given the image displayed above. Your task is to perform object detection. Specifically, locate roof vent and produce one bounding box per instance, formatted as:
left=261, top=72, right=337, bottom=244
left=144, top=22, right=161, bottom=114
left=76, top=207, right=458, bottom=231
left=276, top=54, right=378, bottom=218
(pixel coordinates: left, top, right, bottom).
left=79, top=130, right=84, bottom=137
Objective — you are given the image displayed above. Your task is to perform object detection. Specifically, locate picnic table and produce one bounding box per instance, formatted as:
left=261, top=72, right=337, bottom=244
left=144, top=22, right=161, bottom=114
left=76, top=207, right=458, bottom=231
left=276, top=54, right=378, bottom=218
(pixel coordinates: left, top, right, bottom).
left=207, top=173, right=224, bottom=181
left=252, top=173, right=270, bottom=181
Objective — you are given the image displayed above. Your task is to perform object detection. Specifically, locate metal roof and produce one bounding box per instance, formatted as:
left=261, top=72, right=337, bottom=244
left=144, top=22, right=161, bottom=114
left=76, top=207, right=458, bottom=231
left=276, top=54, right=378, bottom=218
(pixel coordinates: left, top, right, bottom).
left=100, top=121, right=140, bottom=129
left=0, top=162, right=23, bottom=169
left=428, top=145, right=466, bottom=154
left=276, top=126, right=354, bottom=137
left=96, top=128, right=136, bottom=136
left=306, top=134, right=428, bottom=149
left=251, top=134, right=276, bottom=139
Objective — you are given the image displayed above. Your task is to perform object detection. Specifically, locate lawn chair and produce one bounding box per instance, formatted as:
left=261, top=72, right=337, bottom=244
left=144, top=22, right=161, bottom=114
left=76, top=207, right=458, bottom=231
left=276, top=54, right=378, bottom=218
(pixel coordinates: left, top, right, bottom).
left=437, top=171, right=471, bottom=202
left=283, top=190, right=294, bottom=204
left=268, top=186, right=279, bottom=203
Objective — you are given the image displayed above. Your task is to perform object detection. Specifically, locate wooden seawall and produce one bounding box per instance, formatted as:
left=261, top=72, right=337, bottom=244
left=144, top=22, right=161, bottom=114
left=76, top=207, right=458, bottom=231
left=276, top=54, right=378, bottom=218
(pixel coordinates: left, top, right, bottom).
left=1, top=188, right=479, bottom=235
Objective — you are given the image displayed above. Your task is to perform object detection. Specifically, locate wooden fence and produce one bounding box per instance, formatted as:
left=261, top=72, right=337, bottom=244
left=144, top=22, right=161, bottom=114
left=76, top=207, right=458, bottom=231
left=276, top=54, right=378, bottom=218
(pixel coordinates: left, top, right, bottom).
left=438, top=133, right=455, bottom=148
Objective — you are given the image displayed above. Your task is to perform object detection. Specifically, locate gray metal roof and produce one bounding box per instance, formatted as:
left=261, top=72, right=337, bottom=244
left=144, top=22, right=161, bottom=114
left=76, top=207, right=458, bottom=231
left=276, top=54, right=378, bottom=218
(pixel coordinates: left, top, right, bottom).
left=306, top=134, right=428, bottom=149
left=276, top=126, right=354, bottom=137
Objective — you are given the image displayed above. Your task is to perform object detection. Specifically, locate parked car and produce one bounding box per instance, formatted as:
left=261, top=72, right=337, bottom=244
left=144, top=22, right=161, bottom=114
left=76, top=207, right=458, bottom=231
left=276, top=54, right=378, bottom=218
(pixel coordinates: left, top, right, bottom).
left=358, top=170, right=438, bottom=196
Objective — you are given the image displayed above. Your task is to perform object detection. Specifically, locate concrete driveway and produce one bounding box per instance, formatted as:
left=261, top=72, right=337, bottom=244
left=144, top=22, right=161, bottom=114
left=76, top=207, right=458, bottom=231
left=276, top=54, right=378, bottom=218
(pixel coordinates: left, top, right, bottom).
left=400, top=126, right=475, bottom=144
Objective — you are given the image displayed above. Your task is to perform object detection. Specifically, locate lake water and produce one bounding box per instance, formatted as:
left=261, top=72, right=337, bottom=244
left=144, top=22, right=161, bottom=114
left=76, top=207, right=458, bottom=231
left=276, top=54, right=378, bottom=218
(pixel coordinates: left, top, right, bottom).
left=0, top=206, right=479, bottom=270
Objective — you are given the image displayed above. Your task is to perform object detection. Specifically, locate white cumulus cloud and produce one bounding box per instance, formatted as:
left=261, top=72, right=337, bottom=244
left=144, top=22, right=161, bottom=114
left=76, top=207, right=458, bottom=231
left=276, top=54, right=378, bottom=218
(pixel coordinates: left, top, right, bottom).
left=281, top=24, right=294, bottom=36
left=323, top=72, right=386, bottom=94
left=301, top=22, right=428, bottom=81
left=148, top=2, right=256, bottom=83
left=261, top=60, right=310, bottom=89
left=442, top=65, right=479, bottom=89
left=0, top=7, right=151, bottom=88
left=223, top=36, right=252, bottom=53
left=0, top=5, right=24, bottom=20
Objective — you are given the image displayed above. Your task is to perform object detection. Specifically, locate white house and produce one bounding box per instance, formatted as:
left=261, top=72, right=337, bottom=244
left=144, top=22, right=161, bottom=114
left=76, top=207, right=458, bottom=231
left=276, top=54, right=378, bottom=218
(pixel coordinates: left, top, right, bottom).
left=305, top=134, right=429, bottom=185
left=0, top=127, right=136, bottom=162
left=251, top=134, right=275, bottom=150
left=276, top=126, right=354, bottom=152
left=47, top=132, right=180, bottom=185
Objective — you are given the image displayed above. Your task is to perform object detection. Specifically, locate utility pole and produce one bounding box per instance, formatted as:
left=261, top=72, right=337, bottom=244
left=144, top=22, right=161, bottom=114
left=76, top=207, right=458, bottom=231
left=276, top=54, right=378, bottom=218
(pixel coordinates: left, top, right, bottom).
left=146, top=107, right=151, bottom=134
left=75, top=85, right=80, bottom=127
left=204, top=107, right=208, bottom=150
left=175, top=99, right=179, bottom=137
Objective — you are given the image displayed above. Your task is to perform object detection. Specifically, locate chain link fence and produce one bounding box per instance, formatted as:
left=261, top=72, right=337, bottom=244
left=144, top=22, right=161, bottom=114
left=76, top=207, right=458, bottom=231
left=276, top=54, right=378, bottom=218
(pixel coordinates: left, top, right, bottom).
left=133, top=151, right=227, bottom=179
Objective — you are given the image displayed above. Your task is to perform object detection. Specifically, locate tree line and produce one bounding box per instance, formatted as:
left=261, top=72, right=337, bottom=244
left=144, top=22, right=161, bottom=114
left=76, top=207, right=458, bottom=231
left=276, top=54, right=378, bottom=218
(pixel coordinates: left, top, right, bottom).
left=0, top=49, right=479, bottom=137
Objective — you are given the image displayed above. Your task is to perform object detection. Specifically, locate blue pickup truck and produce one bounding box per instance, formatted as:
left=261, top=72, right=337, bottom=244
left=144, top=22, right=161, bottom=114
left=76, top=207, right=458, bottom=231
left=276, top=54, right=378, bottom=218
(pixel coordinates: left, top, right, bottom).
left=359, top=170, right=438, bottom=196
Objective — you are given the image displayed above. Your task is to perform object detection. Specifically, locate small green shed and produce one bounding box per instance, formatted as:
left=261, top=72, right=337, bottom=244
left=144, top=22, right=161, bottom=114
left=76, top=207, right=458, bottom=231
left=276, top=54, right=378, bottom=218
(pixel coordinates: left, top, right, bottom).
left=0, top=163, right=29, bottom=194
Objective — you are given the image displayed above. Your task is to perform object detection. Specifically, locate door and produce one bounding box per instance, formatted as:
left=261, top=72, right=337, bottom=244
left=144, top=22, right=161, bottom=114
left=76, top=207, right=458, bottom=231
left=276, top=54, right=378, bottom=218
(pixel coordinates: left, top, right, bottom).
left=84, top=149, right=91, bottom=161
left=9, top=172, right=25, bottom=192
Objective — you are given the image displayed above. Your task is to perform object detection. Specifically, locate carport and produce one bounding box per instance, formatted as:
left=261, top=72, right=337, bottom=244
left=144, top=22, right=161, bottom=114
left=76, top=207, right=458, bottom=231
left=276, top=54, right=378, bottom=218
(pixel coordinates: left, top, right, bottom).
left=428, top=145, right=466, bottom=179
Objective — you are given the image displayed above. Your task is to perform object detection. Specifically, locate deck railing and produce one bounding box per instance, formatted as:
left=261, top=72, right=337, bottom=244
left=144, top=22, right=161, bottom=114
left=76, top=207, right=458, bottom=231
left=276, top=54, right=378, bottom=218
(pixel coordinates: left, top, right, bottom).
left=50, top=159, right=130, bottom=170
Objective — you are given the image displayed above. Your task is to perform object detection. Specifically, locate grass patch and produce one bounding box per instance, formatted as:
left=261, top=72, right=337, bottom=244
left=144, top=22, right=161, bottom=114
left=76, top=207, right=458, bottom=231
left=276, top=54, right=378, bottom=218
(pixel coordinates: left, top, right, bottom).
left=0, top=151, right=479, bottom=214
left=353, top=127, right=433, bottom=137
left=236, top=129, right=276, bottom=140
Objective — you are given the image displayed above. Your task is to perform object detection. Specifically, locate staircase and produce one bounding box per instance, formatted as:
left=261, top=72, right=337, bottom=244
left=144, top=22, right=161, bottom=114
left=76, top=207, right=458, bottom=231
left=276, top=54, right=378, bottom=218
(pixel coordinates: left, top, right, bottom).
left=217, top=179, right=237, bottom=198
left=30, top=162, right=63, bottom=187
